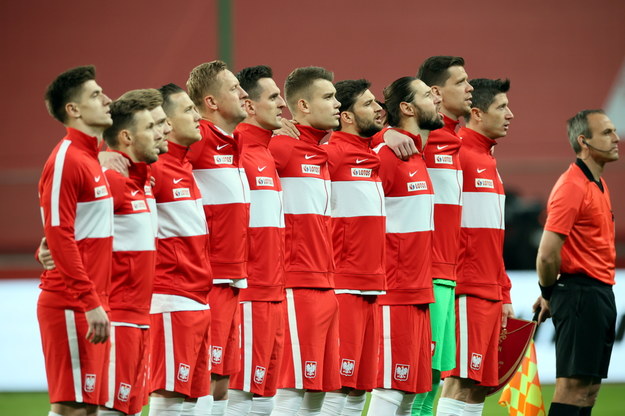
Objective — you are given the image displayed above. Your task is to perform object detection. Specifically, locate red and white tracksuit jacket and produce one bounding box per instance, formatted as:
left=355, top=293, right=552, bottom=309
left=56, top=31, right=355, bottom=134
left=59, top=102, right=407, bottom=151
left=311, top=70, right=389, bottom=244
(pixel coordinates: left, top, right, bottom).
left=237, top=123, right=285, bottom=302
left=326, top=131, right=386, bottom=293
left=105, top=152, right=157, bottom=325
left=456, top=127, right=511, bottom=303
left=374, top=129, right=435, bottom=305
left=269, top=125, right=334, bottom=289
left=424, top=115, right=463, bottom=281
left=188, top=119, right=250, bottom=286
left=151, top=141, right=212, bottom=306
left=38, top=127, right=113, bottom=311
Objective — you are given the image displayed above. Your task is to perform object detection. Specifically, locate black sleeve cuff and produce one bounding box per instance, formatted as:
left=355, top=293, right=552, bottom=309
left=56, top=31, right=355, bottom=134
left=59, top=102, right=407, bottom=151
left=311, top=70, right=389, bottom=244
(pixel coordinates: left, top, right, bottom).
left=539, top=282, right=555, bottom=301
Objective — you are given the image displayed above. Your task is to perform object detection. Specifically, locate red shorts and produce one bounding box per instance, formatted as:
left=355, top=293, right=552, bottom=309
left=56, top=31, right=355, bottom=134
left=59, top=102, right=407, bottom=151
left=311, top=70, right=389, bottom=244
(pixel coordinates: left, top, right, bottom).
left=445, top=295, right=501, bottom=386
left=104, top=324, right=150, bottom=414
left=37, top=303, right=109, bottom=405
left=377, top=304, right=432, bottom=394
left=278, top=288, right=341, bottom=391
left=209, top=284, right=241, bottom=376
left=230, top=301, right=286, bottom=396
left=336, top=294, right=379, bottom=390
left=149, top=309, right=211, bottom=398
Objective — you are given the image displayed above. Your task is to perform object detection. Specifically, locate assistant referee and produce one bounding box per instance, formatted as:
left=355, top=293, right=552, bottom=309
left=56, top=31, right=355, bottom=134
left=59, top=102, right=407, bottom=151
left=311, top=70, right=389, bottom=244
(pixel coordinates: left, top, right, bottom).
left=535, top=109, right=619, bottom=416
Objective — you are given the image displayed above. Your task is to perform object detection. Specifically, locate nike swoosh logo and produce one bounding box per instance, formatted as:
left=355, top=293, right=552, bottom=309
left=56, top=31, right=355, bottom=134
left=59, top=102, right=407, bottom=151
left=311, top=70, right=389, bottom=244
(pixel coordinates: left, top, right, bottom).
left=258, top=166, right=267, bottom=172
left=304, top=154, right=316, bottom=159
left=94, top=176, right=101, bottom=182
left=217, top=144, right=230, bottom=150
left=131, top=190, right=139, bottom=196
left=173, top=178, right=183, bottom=184
left=437, top=145, right=449, bottom=150
left=356, top=158, right=368, bottom=164
left=477, top=168, right=486, bottom=173
left=409, top=170, right=418, bottom=177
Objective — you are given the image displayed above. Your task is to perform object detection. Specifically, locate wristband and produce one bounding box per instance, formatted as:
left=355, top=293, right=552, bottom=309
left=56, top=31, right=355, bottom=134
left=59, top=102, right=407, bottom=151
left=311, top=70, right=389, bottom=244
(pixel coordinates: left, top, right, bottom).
left=539, top=282, right=555, bottom=301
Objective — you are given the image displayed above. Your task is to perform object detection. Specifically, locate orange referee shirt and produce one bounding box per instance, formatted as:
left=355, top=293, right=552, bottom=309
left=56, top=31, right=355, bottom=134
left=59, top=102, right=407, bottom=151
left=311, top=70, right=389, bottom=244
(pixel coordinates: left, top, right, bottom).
left=544, top=159, right=616, bottom=285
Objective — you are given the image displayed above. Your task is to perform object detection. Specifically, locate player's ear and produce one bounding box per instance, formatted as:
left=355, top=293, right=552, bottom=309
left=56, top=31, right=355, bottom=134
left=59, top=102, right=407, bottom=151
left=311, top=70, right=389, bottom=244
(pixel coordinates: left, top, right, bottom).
left=65, top=102, right=80, bottom=120
left=430, top=86, right=442, bottom=99
left=399, top=101, right=414, bottom=117
left=470, top=107, right=481, bottom=121
left=297, top=98, right=310, bottom=115
left=204, top=94, right=218, bottom=111
left=119, top=129, right=132, bottom=145
left=340, top=111, right=353, bottom=125
left=243, top=99, right=255, bottom=116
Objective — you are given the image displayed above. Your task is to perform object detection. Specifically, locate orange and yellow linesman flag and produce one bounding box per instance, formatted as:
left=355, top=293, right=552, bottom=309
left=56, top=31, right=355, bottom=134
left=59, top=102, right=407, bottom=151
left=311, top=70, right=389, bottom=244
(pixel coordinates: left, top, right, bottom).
left=498, top=339, right=546, bottom=416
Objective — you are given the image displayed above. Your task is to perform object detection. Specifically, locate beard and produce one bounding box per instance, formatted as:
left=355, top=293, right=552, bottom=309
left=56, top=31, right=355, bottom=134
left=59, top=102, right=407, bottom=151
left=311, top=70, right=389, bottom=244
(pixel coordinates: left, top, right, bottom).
left=417, top=107, right=444, bottom=131
left=355, top=114, right=383, bottom=138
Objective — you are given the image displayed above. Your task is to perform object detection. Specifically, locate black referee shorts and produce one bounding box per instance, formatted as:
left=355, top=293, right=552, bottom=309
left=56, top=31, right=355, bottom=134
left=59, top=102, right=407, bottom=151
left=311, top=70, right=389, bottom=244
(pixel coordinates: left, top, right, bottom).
left=551, top=274, right=616, bottom=379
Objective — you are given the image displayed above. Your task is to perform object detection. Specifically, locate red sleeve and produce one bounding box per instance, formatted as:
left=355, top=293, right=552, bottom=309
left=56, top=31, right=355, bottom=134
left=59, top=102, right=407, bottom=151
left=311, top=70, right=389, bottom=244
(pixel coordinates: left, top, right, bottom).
left=377, top=148, right=397, bottom=194
left=500, top=270, right=512, bottom=303
left=41, top=155, right=101, bottom=310
left=105, top=170, right=126, bottom=211
left=544, top=179, right=584, bottom=237
left=268, top=136, right=294, bottom=173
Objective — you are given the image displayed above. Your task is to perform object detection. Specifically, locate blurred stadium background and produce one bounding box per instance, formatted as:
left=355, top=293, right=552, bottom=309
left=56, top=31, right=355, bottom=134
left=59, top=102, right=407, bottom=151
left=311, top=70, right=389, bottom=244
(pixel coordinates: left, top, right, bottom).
left=1, top=0, right=623, bottom=411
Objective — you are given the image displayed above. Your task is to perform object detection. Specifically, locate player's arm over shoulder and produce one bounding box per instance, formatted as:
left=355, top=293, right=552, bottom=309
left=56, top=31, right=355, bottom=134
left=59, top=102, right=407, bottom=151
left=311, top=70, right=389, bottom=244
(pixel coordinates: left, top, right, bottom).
left=383, top=129, right=416, bottom=160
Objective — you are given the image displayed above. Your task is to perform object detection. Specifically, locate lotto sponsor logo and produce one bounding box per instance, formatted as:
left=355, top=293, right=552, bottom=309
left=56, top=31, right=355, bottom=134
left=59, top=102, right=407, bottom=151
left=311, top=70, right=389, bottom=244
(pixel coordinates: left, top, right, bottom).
left=117, top=382, right=131, bottom=402
left=211, top=346, right=223, bottom=364
left=475, top=178, right=494, bottom=189
left=256, top=177, right=274, bottom=187
left=94, top=185, right=108, bottom=198
left=177, top=363, right=190, bottom=382
left=173, top=188, right=191, bottom=199
left=304, top=361, right=317, bottom=379
left=407, top=181, right=428, bottom=192
left=351, top=168, right=372, bottom=178
left=214, top=155, right=234, bottom=165
left=131, top=200, right=147, bottom=211
left=471, top=353, right=483, bottom=370
left=434, top=154, right=453, bottom=165
left=254, top=366, right=266, bottom=384
left=84, top=374, right=96, bottom=392
left=301, top=164, right=321, bottom=175
left=394, top=364, right=410, bottom=381
left=340, top=359, right=355, bottom=376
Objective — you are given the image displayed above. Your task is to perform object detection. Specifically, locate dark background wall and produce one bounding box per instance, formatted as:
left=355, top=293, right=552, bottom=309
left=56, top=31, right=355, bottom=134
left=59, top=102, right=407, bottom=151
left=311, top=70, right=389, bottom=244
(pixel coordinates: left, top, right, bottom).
left=1, top=0, right=624, bottom=268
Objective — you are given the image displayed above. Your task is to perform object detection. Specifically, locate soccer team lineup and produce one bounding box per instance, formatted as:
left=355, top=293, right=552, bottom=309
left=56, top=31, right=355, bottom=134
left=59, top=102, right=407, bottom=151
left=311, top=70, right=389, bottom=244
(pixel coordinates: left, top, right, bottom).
left=35, top=55, right=619, bottom=416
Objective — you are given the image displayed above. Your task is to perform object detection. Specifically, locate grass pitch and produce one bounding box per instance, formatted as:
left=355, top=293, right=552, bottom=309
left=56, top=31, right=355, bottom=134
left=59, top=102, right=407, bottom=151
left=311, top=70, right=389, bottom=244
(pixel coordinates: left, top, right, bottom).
left=1, top=384, right=623, bottom=415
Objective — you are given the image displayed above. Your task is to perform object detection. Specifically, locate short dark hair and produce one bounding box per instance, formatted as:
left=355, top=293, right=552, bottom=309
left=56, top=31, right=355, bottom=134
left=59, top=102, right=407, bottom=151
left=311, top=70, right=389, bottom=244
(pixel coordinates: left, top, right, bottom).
left=383, top=76, right=418, bottom=127
left=284, top=66, right=333, bottom=112
left=417, top=56, right=465, bottom=87
left=158, top=83, right=186, bottom=116
left=44, top=65, right=96, bottom=123
left=103, top=96, right=152, bottom=147
left=187, top=60, right=228, bottom=107
left=335, top=79, right=371, bottom=114
left=567, top=109, right=606, bottom=153
left=118, top=89, right=163, bottom=111
left=237, top=65, right=273, bottom=101
left=469, top=78, right=510, bottom=112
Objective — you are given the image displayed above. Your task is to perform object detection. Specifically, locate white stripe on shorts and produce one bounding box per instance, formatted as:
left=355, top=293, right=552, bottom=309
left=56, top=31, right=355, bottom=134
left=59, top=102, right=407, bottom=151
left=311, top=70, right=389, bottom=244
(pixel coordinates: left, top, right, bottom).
left=242, top=302, right=253, bottom=392
left=64, top=309, right=83, bottom=402
left=105, top=326, right=116, bottom=408
left=458, top=295, right=468, bottom=378
left=163, top=312, right=175, bottom=391
left=382, top=305, right=392, bottom=388
left=285, top=289, right=303, bottom=389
